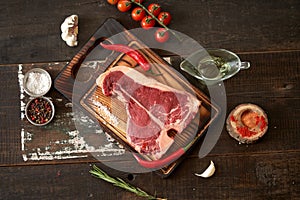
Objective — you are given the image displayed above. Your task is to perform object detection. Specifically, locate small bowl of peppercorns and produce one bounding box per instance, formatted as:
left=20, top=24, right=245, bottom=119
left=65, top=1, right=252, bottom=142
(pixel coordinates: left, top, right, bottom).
left=25, top=97, right=55, bottom=126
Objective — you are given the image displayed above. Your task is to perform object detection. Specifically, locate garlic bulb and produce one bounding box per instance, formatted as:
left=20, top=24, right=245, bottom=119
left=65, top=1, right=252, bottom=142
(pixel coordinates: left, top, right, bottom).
left=60, top=15, right=78, bottom=47
left=195, top=160, right=216, bottom=178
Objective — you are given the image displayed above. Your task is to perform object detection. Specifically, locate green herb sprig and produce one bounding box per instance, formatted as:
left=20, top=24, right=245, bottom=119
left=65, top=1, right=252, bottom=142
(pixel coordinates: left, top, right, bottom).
left=90, top=165, right=167, bottom=200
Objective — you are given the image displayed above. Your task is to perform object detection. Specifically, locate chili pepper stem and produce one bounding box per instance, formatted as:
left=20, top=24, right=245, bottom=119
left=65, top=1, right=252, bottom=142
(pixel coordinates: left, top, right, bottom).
left=183, top=139, right=195, bottom=152
left=130, top=0, right=182, bottom=42
left=146, top=68, right=162, bottom=76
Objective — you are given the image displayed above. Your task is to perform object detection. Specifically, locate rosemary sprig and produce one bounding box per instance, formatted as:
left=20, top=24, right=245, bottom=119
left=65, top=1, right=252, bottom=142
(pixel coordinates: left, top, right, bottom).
left=90, top=165, right=167, bottom=200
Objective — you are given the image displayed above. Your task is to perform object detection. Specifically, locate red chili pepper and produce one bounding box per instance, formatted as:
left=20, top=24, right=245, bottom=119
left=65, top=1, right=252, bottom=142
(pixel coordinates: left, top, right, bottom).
left=100, top=43, right=151, bottom=71
left=133, top=140, right=194, bottom=169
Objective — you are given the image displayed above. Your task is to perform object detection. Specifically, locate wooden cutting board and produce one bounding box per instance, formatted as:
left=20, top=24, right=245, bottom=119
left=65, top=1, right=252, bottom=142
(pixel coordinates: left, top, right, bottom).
left=54, top=18, right=219, bottom=177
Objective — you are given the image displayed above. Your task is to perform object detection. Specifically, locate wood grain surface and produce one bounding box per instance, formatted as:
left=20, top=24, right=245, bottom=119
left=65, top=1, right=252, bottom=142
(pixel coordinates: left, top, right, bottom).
left=0, top=0, right=299, bottom=199
left=1, top=0, right=299, bottom=64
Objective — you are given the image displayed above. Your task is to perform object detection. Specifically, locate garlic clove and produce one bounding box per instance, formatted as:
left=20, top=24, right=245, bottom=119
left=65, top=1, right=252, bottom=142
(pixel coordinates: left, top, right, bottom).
left=60, top=14, right=78, bottom=47
left=66, top=36, right=78, bottom=47
left=61, top=32, right=69, bottom=41
left=195, top=160, right=216, bottom=178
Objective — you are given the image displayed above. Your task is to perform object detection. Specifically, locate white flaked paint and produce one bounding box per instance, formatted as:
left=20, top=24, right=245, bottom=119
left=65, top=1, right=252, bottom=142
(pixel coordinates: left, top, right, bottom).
left=18, top=64, right=25, bottom=119
left=21, top=127, right=125, bottom=161
left=18, top=64, right=125, bottom=162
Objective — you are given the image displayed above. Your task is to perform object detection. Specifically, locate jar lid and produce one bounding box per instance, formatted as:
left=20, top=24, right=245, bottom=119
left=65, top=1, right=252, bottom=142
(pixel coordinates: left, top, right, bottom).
left=226, top=103, right=268, bottom=144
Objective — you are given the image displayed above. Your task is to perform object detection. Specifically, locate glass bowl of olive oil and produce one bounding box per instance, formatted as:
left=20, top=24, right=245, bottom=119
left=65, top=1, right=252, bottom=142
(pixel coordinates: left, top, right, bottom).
left=180, top=48, right=250, bottom=84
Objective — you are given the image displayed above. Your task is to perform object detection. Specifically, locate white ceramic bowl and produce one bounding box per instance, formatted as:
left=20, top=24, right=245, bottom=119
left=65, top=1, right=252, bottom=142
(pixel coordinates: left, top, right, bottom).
left=23, top=68, right=52, bottom=97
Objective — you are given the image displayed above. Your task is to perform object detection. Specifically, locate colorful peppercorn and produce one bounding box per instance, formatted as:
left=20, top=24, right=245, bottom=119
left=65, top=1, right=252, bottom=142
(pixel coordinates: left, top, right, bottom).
left=26, top=97, right=54, bottom=125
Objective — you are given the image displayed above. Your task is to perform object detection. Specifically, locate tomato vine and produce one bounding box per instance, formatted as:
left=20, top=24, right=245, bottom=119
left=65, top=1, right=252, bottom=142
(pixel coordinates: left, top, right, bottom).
left=106, top=0, right=182, bottom=42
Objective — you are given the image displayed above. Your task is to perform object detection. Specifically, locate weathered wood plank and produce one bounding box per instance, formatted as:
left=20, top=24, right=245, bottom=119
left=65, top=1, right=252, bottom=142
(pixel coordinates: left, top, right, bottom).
left=0, top=0, right=299, bottom=199
left=0, top=50, right=299, bottom=168
left=1, top=152, right=299, bottom=199
left=0, top=0, right=299, bottom=64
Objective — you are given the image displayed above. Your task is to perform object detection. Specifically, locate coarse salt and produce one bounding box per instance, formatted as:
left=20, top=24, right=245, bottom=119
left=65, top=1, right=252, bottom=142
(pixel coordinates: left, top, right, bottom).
left=26, top=72, right=50, bottom=95
left=91, top=99, right=119, bottom=126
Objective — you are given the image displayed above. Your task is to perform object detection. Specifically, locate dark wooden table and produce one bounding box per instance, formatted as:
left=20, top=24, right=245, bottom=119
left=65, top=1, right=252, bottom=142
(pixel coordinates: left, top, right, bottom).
left=1, top=0, right=299, bottom=199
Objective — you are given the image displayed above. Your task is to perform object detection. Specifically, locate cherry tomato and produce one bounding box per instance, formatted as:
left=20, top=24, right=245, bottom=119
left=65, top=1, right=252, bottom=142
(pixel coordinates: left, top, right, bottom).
left=155, top=28, right=169, bottom=43
left=158, top=12, right=172, bottom=26
left=133, top=0, right=144, bottom=3
left=117, top=0, right=132, bottom=12
left=131, top=7, right=146, bottom=21
left=148, top=3, right=161, bottom=17
left=107, top=0, right=119, bottom=5
left=141, top=16, right=155, bottom=30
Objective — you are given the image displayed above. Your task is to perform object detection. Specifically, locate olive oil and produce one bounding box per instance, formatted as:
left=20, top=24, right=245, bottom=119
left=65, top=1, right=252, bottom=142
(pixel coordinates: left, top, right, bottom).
left=197, top=56, right=231, bottom=80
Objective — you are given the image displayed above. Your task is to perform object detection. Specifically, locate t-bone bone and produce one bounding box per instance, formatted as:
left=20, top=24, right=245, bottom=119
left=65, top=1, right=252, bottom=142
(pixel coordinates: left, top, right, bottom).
left=96, top=66, right=201, bottom=160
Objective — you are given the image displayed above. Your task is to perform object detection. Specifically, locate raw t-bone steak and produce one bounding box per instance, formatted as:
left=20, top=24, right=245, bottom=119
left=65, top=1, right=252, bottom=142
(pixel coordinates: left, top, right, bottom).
left=96, top=66, right=200, bottom=160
